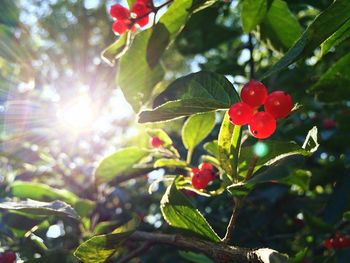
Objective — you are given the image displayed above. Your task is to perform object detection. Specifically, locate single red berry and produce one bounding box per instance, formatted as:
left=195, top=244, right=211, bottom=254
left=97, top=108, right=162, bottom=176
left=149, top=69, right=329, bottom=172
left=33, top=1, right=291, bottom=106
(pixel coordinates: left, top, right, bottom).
left=199, top=162, right=213, bottom=171
left=150, top=136, right=163, bottom=148
left=264, top=91, right=293, bottom=119
left=323, top=118, right=336, bottom=129
left=132, top=2, right=150, bottom=27
left=228, top=102, right=254, bottom=125
left=112, top=20, right=129, bottom=35
left=191, top=173, right=209, bottom=190
left=248, top=112, right=276, bottom=139
left=241, top=80, right=268, bottom=108
left=110, top=4, right=130, bottom=21
left=324, top=239, right=333, bottom=249
left=136, top=0, right=152, bottom=6
left=332, top=236, right=342, bottom=249
left=3, top=252, right=16, bottom=263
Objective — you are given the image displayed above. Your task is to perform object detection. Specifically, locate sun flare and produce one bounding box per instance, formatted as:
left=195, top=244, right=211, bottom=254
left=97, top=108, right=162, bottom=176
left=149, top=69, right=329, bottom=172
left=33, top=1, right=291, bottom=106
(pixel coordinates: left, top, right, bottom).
left=57, top=95, right=96, bottom=132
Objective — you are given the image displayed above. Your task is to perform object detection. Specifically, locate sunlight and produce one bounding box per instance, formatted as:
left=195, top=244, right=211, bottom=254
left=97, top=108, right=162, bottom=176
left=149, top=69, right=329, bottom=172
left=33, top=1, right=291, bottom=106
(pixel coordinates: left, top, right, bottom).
left=57, top=94, right=96, bottom=132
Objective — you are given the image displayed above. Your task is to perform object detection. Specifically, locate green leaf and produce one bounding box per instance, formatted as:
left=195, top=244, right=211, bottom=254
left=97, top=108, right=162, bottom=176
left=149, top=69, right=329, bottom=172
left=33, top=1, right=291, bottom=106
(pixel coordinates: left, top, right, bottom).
left=182, top=112, right=216, bottom=150
left=161, top=180, right=220, bottom=242
left=321, top=19, right=350, bottom=54
left=101, top=33, right=131, bottom=66
left=154, top=158, right=188, bottom=168
left=10, top=181, right=79, bottom=204
left=139, top=71, right=239, bottom=123
left=0, top=200, right=79, bottom=220
left=258, top=0, right=302, bottom=52
left=10, top=181, right=95, bottom=217
left=309, top=53, right=350, bottom=102
left=228, top=127, right=319, bottom=197
left=218, top=112, right=242, bottom=181
left=117, top=29, right=165, bottom=112
left=95, top=147, right=149, bottom=183
left=74, top=217, right=139, bottom=263
left=239, top=127, right=319, bottom=176
left=203, top=140, right=220, bottom=158
left=261, top=0, right=350, bottom=79
left=241, top=0, right=269, bottom=33
left=117, top=0, right=203, bottom=112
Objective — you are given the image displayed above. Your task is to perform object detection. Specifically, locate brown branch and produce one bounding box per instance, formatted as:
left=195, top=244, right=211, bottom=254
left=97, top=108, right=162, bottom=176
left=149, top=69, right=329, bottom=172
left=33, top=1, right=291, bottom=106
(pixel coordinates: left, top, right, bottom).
left=222, top=198, right=243, bottom=244
left=128, top=231, right=286, bottom=263
left=248, top=33, right=255, bottom=80
left=117, top=242, right=152, bottom=263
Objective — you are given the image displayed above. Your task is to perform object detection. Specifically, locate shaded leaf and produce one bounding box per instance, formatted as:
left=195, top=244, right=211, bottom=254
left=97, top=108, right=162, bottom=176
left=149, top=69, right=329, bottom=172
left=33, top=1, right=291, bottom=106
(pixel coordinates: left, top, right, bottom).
left=262, top=0, right=350, bottom=79
left=161, top=180, right=220, bottom=242
left=0, top=200, right=79, bottom=220
left=321, top=18, right=350, bottom=54
left=241, top=0, right=269, bottom=33
left=139, top=71, right=239, bottom=123
left=10, top=181, right=95, bottom=217
left=309, top=53, right=350, bottom=102
left=258, top=0, right=302, bottom=52
left=239, top=126, right=319, bottom=176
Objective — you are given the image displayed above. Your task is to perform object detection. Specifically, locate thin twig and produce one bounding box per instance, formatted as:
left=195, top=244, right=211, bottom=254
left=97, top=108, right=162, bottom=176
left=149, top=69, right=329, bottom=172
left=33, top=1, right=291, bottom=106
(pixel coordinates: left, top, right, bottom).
left=248, top=33, right=255, bottom=80
left=222, top=198, right=242, bottom=244
left=117, top=242, right=152, bottom=263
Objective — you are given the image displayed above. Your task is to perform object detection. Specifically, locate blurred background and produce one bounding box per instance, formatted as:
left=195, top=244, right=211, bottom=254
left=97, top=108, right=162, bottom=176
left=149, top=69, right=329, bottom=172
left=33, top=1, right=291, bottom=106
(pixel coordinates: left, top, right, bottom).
left=1, top=0, right=350, bottom=262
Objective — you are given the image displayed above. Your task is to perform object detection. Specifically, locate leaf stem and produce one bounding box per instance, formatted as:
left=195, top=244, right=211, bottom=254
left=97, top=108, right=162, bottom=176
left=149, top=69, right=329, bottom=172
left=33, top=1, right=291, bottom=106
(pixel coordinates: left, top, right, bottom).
left=186, top=148, right=193, bottom=164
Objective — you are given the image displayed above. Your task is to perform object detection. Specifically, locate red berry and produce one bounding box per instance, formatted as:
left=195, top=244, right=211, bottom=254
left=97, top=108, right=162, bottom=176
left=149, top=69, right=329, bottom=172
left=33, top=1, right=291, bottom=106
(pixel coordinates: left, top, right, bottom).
left=241, top=80, right=268, bottom=108
left=110, top=4, right=130, bottom=21
left=150, top=136, right=163, bottom=148
left=248, top=112, right=276, bottom=139
left=132, top=2, right=150, bottom=27
left=199, top=162, right=213, bottom=172
left=3, top=252, right=16, bottom=263
left=264, top=91, right=293, bottom=119
left=112, top=20, right=129, bottom=35
left=191, top=173, right=209, bottom=189
left=324, top=239, right=333, bottom=249
left=228, top=102, right=254, bottom=125
left=323, top=118, right=336, bottom=129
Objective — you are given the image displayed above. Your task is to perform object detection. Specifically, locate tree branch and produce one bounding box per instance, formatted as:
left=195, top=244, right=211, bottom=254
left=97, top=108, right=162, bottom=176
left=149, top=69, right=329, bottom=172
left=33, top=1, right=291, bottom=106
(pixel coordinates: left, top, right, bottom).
left=117, top=242, right=152, bottom=263
left=248, top=33, right=255, bottom=80
left=128, top=231, right=286, bottom=263
left=222, top=198, right=242, bottom=244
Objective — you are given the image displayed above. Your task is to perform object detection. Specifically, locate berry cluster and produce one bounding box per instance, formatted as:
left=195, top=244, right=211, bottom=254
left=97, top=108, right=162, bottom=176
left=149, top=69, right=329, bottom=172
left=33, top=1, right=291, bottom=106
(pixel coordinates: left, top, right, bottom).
left=324, top=234, right=350, bottom=250
left=109, top=0, right=151, bottom=35
left=228, top=80, right=293, bottom=139
left=150, top=136, right=164, bottom=148
left=191, top=163, right=216, bottom=190
left=0, top=251, right=16, bottom=263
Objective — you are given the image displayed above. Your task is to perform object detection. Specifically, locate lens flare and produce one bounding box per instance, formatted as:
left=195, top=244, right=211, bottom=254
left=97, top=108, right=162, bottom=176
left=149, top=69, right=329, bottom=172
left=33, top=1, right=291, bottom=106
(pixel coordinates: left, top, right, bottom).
left=253, top=141, right=269, bottom=157
left=57, top=95, right=96, bottom=132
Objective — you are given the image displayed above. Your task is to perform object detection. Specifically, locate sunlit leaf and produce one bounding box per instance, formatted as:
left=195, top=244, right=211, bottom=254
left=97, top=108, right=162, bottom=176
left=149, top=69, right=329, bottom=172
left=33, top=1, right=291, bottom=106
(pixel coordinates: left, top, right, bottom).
left=74, top=217, right=139, bottom=263
left=95, top=147, right=149, bottom=183
left=161, top=180, right=220, bottom=242
left=182, top=112, right=216, bottom=150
